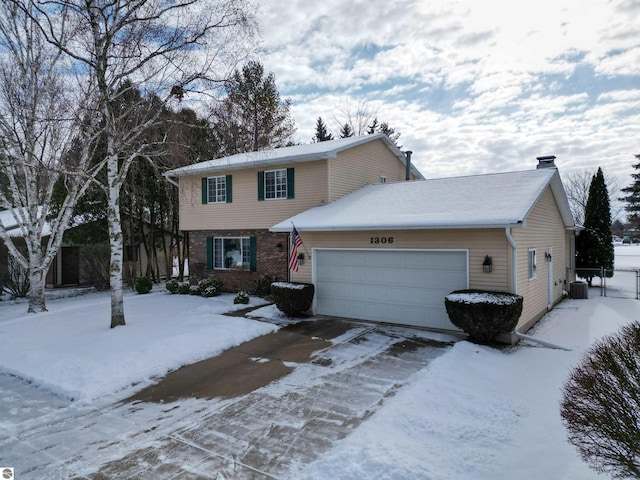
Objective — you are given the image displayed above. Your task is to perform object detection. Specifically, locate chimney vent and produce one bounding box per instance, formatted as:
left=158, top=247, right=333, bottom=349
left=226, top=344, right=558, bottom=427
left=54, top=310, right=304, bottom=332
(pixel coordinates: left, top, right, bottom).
left=404, top=150, right=413, bottom=180
left=536, top=155, right=556, bottom=169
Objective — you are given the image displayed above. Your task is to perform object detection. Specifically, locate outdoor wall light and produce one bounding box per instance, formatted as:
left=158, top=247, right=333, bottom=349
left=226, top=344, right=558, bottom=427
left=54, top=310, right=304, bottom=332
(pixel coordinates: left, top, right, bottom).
left=297, top=253, right=305, bottom=265
left=276, top=243, right=283, bottom=253
left=482, top=255, right=492, bottom=273
left=545, top=252, right=552, bottom=262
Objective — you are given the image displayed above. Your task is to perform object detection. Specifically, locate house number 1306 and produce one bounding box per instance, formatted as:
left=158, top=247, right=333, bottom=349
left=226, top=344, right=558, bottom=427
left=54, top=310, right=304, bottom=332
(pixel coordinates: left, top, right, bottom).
left=370, top=237, right=394, bottom=244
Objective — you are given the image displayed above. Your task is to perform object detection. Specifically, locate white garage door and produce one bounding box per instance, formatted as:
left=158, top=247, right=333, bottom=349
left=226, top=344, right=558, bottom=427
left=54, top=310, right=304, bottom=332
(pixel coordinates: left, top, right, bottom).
left=315, top=249, right=468, bottom=331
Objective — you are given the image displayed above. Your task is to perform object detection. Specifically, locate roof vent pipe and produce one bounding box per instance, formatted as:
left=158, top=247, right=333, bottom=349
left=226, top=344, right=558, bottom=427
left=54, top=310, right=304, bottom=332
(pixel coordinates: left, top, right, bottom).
left=404, top=150, right=413, bottom=181
left=536, top=155, right=557, bottom=169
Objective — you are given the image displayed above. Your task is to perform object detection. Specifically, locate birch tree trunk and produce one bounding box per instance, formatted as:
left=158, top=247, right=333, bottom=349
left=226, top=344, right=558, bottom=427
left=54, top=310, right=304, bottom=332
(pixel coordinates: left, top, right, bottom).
left=107, top=151, right=126, bottom=327
left=0, top=2, right=102, bottom=314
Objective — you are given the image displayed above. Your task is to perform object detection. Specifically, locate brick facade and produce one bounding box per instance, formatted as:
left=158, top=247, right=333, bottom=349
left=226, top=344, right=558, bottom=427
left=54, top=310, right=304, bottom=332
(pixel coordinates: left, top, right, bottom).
left=189, top=229, right=290, bottom=291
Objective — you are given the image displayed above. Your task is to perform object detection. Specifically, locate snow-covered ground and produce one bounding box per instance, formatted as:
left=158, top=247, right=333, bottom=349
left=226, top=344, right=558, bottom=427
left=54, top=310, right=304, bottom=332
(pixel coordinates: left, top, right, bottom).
left=2, top=245, right=640, bottom=478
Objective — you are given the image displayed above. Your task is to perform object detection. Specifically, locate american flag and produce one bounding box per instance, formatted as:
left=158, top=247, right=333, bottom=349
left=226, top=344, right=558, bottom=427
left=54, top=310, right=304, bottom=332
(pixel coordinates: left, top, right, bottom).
left=288, top=226, right=303, bottom=272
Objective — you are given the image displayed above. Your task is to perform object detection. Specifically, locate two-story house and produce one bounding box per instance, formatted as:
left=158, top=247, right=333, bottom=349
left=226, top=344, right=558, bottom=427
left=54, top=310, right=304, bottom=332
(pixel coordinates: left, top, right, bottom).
left=166, top=136, right=577, bottom=343
left=163, top=133, right=421, bottom=290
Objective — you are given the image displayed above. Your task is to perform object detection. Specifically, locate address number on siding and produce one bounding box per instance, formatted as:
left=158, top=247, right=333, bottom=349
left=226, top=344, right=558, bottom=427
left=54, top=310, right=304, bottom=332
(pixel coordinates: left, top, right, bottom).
left=370, top=237, right=394, bottom=244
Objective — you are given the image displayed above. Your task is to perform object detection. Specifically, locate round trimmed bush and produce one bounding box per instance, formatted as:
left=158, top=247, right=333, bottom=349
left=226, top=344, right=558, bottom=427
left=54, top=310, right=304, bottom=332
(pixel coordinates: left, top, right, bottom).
left=135, top=276, right=153, bottom=294
left=198, top=277, right=223, bottom=298
left=234, top=291, right=250, bottom=304
left=178, top=283, right=190, bottom=295
left=166, top=279, right=180, bottom=294
left=444, top=289, right=523, bottom=343
left=271, top=282, right=314, bottom=316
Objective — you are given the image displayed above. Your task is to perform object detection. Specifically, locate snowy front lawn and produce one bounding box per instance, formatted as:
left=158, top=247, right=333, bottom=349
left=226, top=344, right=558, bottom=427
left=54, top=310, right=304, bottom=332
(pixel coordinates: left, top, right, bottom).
left=0, top=290, right=276, bottom=403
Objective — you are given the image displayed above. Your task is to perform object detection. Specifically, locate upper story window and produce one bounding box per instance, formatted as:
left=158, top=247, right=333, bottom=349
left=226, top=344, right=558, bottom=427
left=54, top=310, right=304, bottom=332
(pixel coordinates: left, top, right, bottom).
left=208, top=176, right=226, bottom=203
left=258, top=168, right=294, bottom=201
left=202, top=175, right=232, bottom=204
left=528, top=248, right=537, bottom=280
left=266, top=169, right=287, bottom=199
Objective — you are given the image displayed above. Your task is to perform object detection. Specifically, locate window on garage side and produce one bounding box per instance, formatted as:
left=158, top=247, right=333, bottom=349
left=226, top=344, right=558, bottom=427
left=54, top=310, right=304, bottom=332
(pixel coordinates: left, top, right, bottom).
left=206, top=237, right=257, bottom=271
left=528, top=248, right=537, bottom=280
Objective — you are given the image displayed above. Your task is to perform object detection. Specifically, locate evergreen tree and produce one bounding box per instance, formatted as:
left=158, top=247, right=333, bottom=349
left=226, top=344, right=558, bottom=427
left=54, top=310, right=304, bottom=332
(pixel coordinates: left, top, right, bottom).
left=312, top=116, right=333, bottom=142
left=211, top=61, right=296, bottom=155
left=576, top=167, right=614, bottom=286
left=620, top=154, right=640, bottom=230
left=339, top=123, right=354, bottom=138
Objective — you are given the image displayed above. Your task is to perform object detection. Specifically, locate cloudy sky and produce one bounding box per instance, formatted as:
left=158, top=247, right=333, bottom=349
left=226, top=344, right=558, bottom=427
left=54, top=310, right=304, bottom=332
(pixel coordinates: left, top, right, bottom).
left=256, top=0, right=639, bottom=187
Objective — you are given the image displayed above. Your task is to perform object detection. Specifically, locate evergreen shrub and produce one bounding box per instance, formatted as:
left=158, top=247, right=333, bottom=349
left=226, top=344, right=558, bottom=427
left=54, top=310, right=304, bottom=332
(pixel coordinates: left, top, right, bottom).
left=198, top=277, right=223, bottom=298
left=135, top=276, right=153, bottom=294
left=234, top=291, right=250, bottom=304
left=166, top=279, right=180, bottom=294
left=178, top=283, right=190, bottom=295
left=271, top=282, right=314, bottom=316
left=444, top=289, right=523, bottom=343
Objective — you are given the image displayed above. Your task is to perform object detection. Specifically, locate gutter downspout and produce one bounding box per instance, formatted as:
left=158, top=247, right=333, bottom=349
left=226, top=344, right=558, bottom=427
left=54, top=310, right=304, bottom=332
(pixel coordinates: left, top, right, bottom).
left=506, top=227, right=571, bottom=351
left=164, top=174, right=179, bottom=187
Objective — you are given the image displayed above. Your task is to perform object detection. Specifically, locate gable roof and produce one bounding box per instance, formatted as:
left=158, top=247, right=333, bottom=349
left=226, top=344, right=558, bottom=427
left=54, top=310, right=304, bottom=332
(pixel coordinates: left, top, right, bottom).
left=164, top=133, right=423, bottom=179
left=270, top=168, right=575, bottom=232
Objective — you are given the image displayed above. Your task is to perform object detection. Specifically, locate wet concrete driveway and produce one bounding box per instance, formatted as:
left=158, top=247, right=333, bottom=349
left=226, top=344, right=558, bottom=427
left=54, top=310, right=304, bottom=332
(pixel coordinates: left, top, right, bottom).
left=1, top=317, right=454, bottom=479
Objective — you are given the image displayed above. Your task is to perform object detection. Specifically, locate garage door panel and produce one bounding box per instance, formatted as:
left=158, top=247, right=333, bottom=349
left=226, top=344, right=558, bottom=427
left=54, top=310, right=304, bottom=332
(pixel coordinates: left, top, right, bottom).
left=315, top=249, right=467, bottom=331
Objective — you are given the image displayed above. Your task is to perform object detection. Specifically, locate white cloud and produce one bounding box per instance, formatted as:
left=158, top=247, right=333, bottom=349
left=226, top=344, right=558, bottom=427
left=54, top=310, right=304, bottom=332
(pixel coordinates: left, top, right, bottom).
left=257, top=0, right=639, bottom=184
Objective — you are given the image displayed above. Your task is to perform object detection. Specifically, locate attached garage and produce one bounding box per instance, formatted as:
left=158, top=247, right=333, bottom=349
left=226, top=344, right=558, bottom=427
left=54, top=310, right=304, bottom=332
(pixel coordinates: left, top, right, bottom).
left=314, top=249, right=468, bottom=331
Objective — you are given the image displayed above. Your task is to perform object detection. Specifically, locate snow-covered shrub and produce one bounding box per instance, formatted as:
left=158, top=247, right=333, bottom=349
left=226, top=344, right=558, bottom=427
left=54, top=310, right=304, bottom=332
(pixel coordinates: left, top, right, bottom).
left=444, top=290, right=523, bottom=343
left=165, top=279, right=180, bottom=294
left=234, top=291, right=250, bottom=304
left=178, top=283, right=190, bottom=295
left=189, top=285, right=201, bottom=295
left=561, top=322, right=640, bottom=479
left=198, top=277, right=223, bottom=298
left=271, top=282, right=314, bottom=316
left=134, top=276, right=153, bottom=294
left=250, top=275, right=275, bottom=297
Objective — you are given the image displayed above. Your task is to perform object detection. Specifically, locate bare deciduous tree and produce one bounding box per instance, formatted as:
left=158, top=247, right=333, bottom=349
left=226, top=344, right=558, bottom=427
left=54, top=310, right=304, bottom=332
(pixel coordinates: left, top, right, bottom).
left=0, top=1, right=103, bottom=312
left=563, top=169, right=622, bottom=226
left=22, top=0, right=257, bottom=327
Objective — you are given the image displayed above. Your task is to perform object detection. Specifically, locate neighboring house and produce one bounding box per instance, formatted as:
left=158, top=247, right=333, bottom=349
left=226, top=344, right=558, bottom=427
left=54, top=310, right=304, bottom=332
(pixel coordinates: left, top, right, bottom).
left=271, top=156, right=578, bottom=342
left=0, top=210, right=174, bottom=289
left=164, top=133, right=421, bottom=290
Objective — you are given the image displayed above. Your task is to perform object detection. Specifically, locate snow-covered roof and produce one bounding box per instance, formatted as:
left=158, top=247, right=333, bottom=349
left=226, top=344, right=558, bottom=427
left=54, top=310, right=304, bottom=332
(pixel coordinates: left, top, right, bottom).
left=0, top=207, right=51, bottom=238
left=271, top=168, right=574, bottom=232
left=164, top=133, right=423, bottom=179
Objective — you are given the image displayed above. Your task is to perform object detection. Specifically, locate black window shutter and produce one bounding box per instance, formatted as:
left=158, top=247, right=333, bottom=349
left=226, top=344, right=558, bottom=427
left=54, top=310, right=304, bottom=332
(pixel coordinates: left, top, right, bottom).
left=257, top=171, right=265, bottom=201
left=202, top=178, right=208, bottom=204
left=226, top=175, right=232, bottom=203
left=287, top=168, right=295, bottom=199
left=206, top=237, right=213, bottom=269
left=250, top=236, right=257, bottom=272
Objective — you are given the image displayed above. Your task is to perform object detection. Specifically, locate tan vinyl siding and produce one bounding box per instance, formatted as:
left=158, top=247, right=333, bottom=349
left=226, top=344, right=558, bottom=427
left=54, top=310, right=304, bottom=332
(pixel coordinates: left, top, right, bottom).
left=291, top=228, right=509, bottom=293
left=328, top=139, right=408, bottom=202
left=178, top=160, right=329, bottom=231
left=512, top=186, right=569, bottom=330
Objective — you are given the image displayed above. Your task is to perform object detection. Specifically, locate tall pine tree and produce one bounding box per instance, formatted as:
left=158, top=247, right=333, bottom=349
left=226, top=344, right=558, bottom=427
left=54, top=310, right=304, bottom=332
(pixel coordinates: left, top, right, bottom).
left=620, top=154, right=640, bottom=230
left=210, top=61, right=296, bottom=156
left=576, top=167, right=614, bottom=286
left=312, top=116, right=333, bottom=142
left=339, top=123, right=354, bottom=138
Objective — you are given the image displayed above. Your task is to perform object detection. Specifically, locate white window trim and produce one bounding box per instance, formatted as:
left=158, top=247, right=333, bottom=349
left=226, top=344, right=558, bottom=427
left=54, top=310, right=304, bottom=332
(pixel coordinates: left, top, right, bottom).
left=528, top=248, right=537, bottom=280
left=207, top=176, right=226, bottom=204
left=265, top=168, right=287, bottom=200
left=214, top=237, right=250, bottom=270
